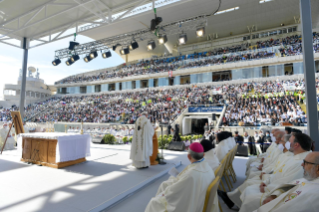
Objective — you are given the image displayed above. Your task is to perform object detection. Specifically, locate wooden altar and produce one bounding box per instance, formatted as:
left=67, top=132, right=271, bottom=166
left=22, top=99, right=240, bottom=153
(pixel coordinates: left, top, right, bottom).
left=21, top=137, right=86, bottom=169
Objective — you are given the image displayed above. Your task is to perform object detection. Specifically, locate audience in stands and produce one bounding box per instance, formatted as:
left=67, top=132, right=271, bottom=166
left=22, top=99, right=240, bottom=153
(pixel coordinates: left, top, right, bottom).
left=54, top=33, right=319, bottom=85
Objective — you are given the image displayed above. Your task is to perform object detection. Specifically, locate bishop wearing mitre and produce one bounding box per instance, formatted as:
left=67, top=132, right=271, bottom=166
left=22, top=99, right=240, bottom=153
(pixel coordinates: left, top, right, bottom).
left=130, top=112, right=154, bottom=169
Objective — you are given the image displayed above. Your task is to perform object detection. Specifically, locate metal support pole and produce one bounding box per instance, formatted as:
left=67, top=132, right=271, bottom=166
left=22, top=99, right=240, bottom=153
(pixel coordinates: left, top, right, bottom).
left=300, top=0, right=319, bottom=150
left=19, top=37, right=28, bottom=121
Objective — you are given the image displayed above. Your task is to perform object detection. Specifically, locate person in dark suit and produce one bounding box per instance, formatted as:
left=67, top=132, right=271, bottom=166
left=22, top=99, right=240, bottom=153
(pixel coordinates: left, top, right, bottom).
left=243, top=132, right=256, bottom=155
left=234, top=131, right=244, bottom=145
left=262, top=131, right=273, bottom=152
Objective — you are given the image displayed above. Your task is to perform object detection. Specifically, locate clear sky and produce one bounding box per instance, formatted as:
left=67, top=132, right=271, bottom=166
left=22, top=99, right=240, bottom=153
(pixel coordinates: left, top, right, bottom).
left=0, top=35, right=125, bottom=99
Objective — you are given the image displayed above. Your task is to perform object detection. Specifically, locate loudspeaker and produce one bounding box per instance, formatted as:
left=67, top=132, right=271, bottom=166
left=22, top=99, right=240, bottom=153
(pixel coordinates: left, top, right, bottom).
left=235, top=145, right=248, bottom=157
left=212, top=114, right=216, bottom=121
left=168, top=142, right=185, bottom=151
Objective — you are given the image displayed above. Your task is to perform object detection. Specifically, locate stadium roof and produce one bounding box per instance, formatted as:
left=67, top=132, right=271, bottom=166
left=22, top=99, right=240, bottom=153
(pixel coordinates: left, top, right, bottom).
left=1, top=0, right=318, bottom=56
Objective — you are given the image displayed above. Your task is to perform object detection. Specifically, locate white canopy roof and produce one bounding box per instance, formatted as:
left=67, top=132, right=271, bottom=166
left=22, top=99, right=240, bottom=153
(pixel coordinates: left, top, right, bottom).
left=0, top=0, right=318, bottom=54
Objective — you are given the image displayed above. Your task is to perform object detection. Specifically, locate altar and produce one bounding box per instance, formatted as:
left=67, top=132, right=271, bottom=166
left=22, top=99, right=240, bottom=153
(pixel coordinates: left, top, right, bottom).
left=17, top=133, right=91, bottom=168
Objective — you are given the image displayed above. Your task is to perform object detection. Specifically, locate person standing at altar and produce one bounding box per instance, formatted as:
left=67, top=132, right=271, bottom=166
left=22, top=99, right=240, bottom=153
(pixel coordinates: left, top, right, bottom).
left=130, top=112, right=154, bottom=169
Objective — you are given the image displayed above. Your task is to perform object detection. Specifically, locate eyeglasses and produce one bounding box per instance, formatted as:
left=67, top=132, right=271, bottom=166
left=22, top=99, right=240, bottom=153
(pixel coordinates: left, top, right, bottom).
left=303, top=159, right=319, bottom=166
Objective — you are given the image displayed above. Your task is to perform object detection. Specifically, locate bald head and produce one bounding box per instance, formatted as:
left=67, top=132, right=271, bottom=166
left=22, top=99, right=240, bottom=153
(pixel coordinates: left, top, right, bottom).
left=271, top=129, right=280, bottom=134
left=275, top=131, right=285, bottom=144
left=302, top=152, right=319, bottom=180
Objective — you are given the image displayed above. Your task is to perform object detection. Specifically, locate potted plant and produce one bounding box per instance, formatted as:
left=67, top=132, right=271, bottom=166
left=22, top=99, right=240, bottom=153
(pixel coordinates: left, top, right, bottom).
left=103, top=134, right=116, bottom=144
left=122, top=136, right=128, bottom=144
left=129, top=137, right=133, bottom=143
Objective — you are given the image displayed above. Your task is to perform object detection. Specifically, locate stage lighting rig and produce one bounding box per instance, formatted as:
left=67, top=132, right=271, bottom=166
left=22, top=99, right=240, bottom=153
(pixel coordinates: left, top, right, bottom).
left=196, top=27, right=205, bottom=37
left=66, top=58, right=74, bottom=66
left=84, top=55, right=92, bottom=63
left=70, top=55, right=80, bottom=63
left=102, top=50, right=112, bottom=58
left=129, top=41, right=139, bottom=50
left=120, top=47, right=130, bottom=55
left=89, top=50, right=98, bottom=59
left=52, top=58, right=61, bottom=66
left=158, top=34, right=168, bottom=44
left=178, top=33, right=187, bottom=45
left=147, top=41, right=156, bottom=51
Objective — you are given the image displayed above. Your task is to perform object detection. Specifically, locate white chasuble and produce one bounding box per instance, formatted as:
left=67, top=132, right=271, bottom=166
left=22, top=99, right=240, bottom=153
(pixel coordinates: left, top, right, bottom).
left=245, top=142, right=276, bottom=174
left=239, top=151, right=311, bottom=212
left=215, top=138, right=230, bottom=161
left=204, top=148, right=220, bottom=172
left=247, top=151, right=293, bottom=180
left=254, top=178, right=319, bottom=212
left=246, top=146, right=282, bottom=177
left=130, top=116, right=154, bottom=168
left=146, top=160, right=215, bottom=212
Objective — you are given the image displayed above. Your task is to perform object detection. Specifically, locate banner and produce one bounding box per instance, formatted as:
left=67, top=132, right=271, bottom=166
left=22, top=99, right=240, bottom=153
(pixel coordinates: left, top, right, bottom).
left=188, top=106, right=224, bottom=113
left=168, top=70, right=173, bottom=78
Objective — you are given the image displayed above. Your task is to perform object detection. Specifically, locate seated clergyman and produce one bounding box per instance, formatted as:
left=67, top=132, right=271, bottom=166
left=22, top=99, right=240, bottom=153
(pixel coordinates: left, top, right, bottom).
left=253, top=152, right=319, bottom=212
left=145, top=143, right=215, bottom=212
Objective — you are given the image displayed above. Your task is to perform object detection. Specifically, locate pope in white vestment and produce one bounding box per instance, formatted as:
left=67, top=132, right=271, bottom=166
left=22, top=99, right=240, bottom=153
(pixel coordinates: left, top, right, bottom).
left=130, top=113, right=154, bottom=168
left=145, top=143, right=215, bottom=212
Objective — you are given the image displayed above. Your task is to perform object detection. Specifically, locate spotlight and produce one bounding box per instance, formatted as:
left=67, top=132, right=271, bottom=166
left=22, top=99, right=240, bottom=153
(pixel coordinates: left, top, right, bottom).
left=89, top=51, right=98, bottom=59
left=158, top=34, right=168, bottom=44
left=102, top=51, right=112, bottom=58
left=178, top=33, right=187, bottom=45
left=84, top=55, right=92, bottom=63
left=120, top=47, right=130, bottom=55
left=68, top=41, right=79, bottom=50
left=196, top=27, right=205, bottom=37
left=281, top=23, right=285, bottom=26
left=65, top=58, right=74, bottom=66
left=147, top=41, right=156, bottom=51
left=70, top=55, right=80, bottom=63
left=52, top=58, right=61, bottom=66
left=129, top=41, right=139, bottom=50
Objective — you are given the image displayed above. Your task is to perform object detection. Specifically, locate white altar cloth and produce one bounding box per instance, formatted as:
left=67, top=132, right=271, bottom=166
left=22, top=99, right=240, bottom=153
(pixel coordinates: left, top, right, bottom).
left=17, top=133, right=91, bottom=163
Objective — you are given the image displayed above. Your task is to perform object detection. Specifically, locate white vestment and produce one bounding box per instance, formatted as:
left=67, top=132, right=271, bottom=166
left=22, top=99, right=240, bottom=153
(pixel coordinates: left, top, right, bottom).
left=215, top=138, right=230, bottom=161
left=238, top=151, right=311, bottom=212
left=204, top=148, right=220, bottom=172
left=245, top=142, right=277, bottom=175
left=146, top=160, right=215, bottom=212
left=130, top=116, right=154, bottom=168
left=253, top=178, right=319, bottom=212
left=247, top=151, right=293, bottom=180
left=228, top=151, right=294, bottom=207
left=246, top=145, right=281, bottom=177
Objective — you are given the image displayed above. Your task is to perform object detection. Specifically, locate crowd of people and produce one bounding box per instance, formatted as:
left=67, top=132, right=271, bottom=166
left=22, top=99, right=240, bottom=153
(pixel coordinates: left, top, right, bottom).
left=222, top=79, right=307, bottom=127
left=0, top=85, right=226, bottom=124
left=55, top=33, right=319, bottom=85
left=0, top=78, right=310, bottom=129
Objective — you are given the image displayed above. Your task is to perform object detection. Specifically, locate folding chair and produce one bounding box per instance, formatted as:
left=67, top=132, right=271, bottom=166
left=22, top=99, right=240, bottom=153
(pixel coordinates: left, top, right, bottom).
left=202, top=176, right=221, bottom=212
